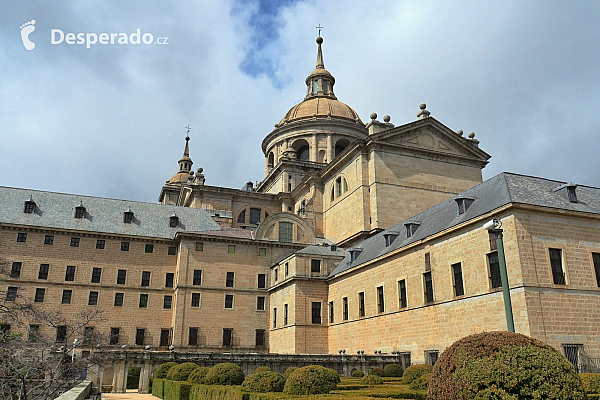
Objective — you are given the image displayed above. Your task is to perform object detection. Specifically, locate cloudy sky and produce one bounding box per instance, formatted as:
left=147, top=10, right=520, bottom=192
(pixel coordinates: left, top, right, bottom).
left=2, top=1, right=600, bottom=203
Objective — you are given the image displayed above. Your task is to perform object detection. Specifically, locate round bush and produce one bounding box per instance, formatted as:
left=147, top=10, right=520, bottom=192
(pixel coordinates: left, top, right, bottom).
left=351, top=370, right=365, bottom=378
left=581, top=373, right=600, bottom=394
left=283, top=367, right=297, bottom=378
left=204, top=363, right=245, bottom=386
left=402, top=364, right=433, bottom=384
left=167, top=362, right=200, bottom=381
left=410, top=373, right=431, bottom=391
left=384, top=364, right=403, bottom=377
left=361, top=374, right=383, bottom=385
left=153, top=362, right=178, bottom=379
left=427, top=331, right=586, bottom=400
left=368, top=367, right=385, bottom=377
left=242, top=371, right=286, bottom=392
left=326, top=368, right=341, bottom=384
left=253, top=366, right=271, bottom=374
left=283, top=365, right=339, bottom=395
left=188, top=366, right=210, bottom=384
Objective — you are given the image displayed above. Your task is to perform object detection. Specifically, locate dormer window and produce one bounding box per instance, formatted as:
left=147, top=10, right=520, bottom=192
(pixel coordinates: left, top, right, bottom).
left=74, top=204, right=86, bottom=219
left=554, top=182, right=578, bottom=203
left=23, top=198, right=36, bottom=214
left=456, top=197, right=475, bottom=215
left=383, top=232, right=398, bottom=247
left=405, top=222, right=420, bottom=238
left=169, top=214, right=179, bottom=228
left=349, top=248, right=363, bottom=263
left=123, top=209, right=134, bottom=223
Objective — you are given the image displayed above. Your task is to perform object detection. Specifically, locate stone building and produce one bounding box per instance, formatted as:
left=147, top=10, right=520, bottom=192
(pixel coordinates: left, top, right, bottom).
left=1, top=36, right=599, bottom=391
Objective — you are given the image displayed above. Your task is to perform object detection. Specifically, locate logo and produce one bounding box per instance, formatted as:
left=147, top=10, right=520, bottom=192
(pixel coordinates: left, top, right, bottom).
left=20, top=20, right=36, bottom=50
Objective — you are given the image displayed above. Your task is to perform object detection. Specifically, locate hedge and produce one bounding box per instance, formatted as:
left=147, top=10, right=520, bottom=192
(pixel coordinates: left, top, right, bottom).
left=167, top=362, right=200, bottom=381
left=384, top=364, right=403, bottom=377
left=164, top=380, right=192, bottom=400
left=582, top=373, right=600, bottom=394
left=152, top=378, right=165, bottom=398
left=204, top=363, right=245, bottom=386
left=154, top=362, right=179, bottom=379
left=241, top=371, right=286, bottom=392
left=283, top=365, right=338, bottom=395
left=189, top=385, right=279, bottom=400
left=402, top=364, right=432, bottom=384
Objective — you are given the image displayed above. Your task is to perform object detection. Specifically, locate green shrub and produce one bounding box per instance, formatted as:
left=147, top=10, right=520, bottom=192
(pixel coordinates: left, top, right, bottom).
left=154, top=362, right=179, bottom=379
left=189, top=385, right=246, bottom=400
left=283, top=365, right=339, bottom=395
left=427, top=331, right=586, bottom=400
left=384, top=363, right=403, bottom=377
left=126, top=366, right=141, bottom=389
left=326, top=368, right=341, bottom=384
left=187, top=366, right=210, bottom=384
left=410, top=373, right=431, bottom=391
left=152, top=378, right=165, bottom=399
left=361, top=374, right=384, bottom=385
left=581, top=373, right=600, bottom=394
left=403, top=364, right=433, bottom=384
left=164, top=380, right=191, bottom=400
left=253, top=366, right=271, bottom=374
left=242, top=371, right=286, bottom=392
left=283, top=367, right=297, bottom=378
left=167, top=362, right=200, bottom=382
left=368, top=367, right=385, bottom=376
left=352, top=369, right=365, bottom=377
left=203, top=362, right=245, bottom=386
left=149, top=376, right=153, bottom=392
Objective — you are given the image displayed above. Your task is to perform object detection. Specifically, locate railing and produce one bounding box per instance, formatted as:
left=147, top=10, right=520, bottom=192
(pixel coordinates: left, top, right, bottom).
left=56, top=380, right=93, bottom=400
left=582, top=358, right=600, bottom=373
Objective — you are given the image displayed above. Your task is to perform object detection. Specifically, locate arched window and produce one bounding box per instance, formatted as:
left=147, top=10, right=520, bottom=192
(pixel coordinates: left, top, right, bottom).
left=335, top=139, right=350, bottom=157
left=249, top=208, right=261, bottom=224
left=237, top=210, right=246, bottom=224
left=267, top=152, right=274, bottom=170
left=336, top=177, right=342, bottom=197
left=297, top=146, right=309, bottom=161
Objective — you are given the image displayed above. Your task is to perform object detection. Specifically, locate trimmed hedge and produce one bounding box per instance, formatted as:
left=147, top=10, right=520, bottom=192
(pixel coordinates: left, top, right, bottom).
left=326, top=368, right=341, bottom=384
left=384, top=364, right=403, bottom=377
left=152, top=377, right=165, bottom=398
left=352, top=370, right=365, bottom=377
left=368, top=367, right=385, bottom=377
left=582, top=373, right=600, bottom=394
left=410, top=373, right=431, bottom=391
left=283, top=367, right=297, bottom=378
left=127, top=366, right=141, bottom=389
left=361, top=374, right=384, bottom=385
left=427, top=331, right=586, bottom=400
left=188, top=366, right=210, bottom=384
left=167, top=362, right=200, bottom=381
left=155, top=362, right=179, bottom=379
left=402, top=364, right=433, bottom=384
left=149, top=376, right=153, bottom=392
left=242, top=371, right=286, bottom=392
left=253, top=366, right=271, bottom=374
left=283, top=365, right=338, bottom=395
left=204, top=363, right=245, bottom=386
left=164, top=380, right=192, bottom=400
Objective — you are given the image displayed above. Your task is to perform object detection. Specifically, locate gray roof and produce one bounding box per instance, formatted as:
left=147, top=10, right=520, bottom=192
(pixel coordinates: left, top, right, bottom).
left=329, top=172, right=600, bottom=277
left=272, top=244, right=347, bottom=266
left=0, top=186, right=220, bottom=239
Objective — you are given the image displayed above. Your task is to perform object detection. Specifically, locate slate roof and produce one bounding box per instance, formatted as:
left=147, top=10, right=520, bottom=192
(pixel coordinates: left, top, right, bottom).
left=0, top=186, right=221, bottom=239
left=329, top=172, right=600, bottom=278
left=190, top=227, right=256, bottom=240
left=272, top=244, right=347, bottom=266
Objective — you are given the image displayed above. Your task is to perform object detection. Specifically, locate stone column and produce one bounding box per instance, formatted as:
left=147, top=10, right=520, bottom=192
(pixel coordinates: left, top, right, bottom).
left=139, top=361, right=152, bottom=394
left=326, top=134, right=333, bottom=163
left=311, top=135, right=318, bottom=162
left=111, top=360, right=125, bottom=393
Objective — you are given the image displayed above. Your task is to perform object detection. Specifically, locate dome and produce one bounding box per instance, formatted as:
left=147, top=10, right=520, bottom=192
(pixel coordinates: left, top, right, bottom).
left=280, top=97, right=363, bottom=125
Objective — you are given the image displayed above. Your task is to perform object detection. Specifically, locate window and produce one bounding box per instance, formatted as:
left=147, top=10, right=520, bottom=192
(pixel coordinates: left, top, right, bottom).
left=168, top=246, right=177, bottom=255
left=226, top=272, right=234, bottom=287
left=191, top=293, right=200, bottom=307
left=117, top=269, right=126, bottom=285
left=28, top=325, right=40, bottom=342
left=225, top=294, right=234, bottom=309
left=114, top=292, right=124, bottom=307
left=17, top=233, right=27, bottom=242
left=424, top=272, right=434, bottom=303
left=258, top=274, right=266, bottom=289
left=258, top=247, right=267, bottom=257
left=84, top=326, right=94, bottom=344
left=56, top=325, right=67, bottom=342
left=163, top=295, right=172, bottom=309
left=398, top=279, right=407, bottom=308
left=141, top=271, right=151, bottom=286
left=488, top=231, right=498, bottom=251
left=44, top=235, right=54, bottom=245
left=61, top=289, right=72, bottom=304
left=452, top=263, right=464, bottom=296
left=96, top=239, right=105, bottom=249
left=549, top=248, right=566, bottom=285
left=279, top=222, right=293, bottom=243
left=358, top=292, right=365, bottom=317
left=311, top=259, right=321, bottom=274
left=274, top=268, right=278, bottom=282
left=405, top=223, right=420, bottom=238
left=343, top=297, right=349, bottom=320
left=189, top=327, right=198, bottom=345
left=237, top=210, right=246, bottom=224
left=165, top=273, right=174, bottom=288
left=35, top=264, right=49, bottom=280
left=329, top=301, right=334, bottom=323
left=139, top=294, right=148, bottom=308
left=255, top=329, right=265, bottom=347
left=10, top=262, right=21, bottom=278
left=273, top=308, right=277, bottom=328
left=91, top=267, right=102, bottom=283
left=75, top=206, right=86, bottom=219
left=312, top=302, right=321, bottom=324
left=123, top=210, right=134, bottom=223
left=135, top=328, right=145, bottom=345
left=145, top=244, right=154, bottom=253
left=65, top=266, right=76, bottom=281
left=195, top=242, right=204, bottom=251
left=110, top=328, right=120, bottom=345
left=488, top=252, right=502, bottom=288
left=223, top=328, right=233, bottom=347
left=257, top=296, right=265, bottom=311
left=350, top=249, right=362, bottom=263
left=191, top=270, right=202, bottom=286
left=250, top=208, right=261, bottom=224
left=160, top=329, right=170, bottom=346
left=121, top=242, right=129, bottom=251
left=283, top=303, right=288, bottom=325
left=227, top=245, right=236, bottom=254
left=377, top=286, right=385, bottom=313
left=313, top=79, right=319, bottom=94
left=88, top=291, right=98, bottom=305
left=425, top=350, right=439, bottom=366
left=563, top=344, right=583, bottom=373
left=70, top=237, right=80, bottom=247
left=336, top=177, right=342, bottom=197
left=425, top=252, right=431, bottom=271
left=6, top=287, right=17, bottom=302
left=593, top=253, right=600, bottom=288
left=285, top=263, right=289, bottom=277
left=24, top=200, right=36, bottom=213
left=384, top=233, right=398, bottom=247
left=456, top=198, right=474, bottom=215
left=169, top=215, right=178, bottom=228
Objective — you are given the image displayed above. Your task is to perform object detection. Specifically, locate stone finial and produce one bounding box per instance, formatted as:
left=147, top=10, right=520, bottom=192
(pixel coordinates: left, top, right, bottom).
left=457, top=129, right=463, bottom=136
left=383, top=115, right=390, bottom=123
left=417, top=103, right=430, bottom=120
left=468, top=131, right=475, bottom=139
left=370, top=112, right=377, bottom=121
left=187, top=170, right=194, bottom=183
left=468, top=132, right=479, bottom=146
left=194, top=167, right=205, bottom=185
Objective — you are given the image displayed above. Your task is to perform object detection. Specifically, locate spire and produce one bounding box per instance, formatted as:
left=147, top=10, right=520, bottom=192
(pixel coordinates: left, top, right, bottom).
left=183, top=135, right=190, bottom=157
left=305, top=35, right=336, bottom=100
left=316, top=36, right=324, bottom=69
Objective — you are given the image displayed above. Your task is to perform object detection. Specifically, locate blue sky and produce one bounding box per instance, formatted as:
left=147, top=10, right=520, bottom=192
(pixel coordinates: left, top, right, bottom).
left=1, top=0, right=600, bottom=203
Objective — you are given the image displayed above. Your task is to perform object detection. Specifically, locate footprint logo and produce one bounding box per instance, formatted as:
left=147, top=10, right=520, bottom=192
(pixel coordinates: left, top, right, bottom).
left=20, top=20, right=36, bottom=50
